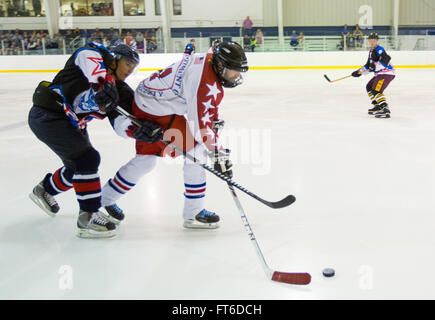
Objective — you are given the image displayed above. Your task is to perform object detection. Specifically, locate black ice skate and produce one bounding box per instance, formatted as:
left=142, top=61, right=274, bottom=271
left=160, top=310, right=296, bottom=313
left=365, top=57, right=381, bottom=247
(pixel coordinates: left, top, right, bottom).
left=29, top=180, right=60, bottom=217
left=183, top=209, right=220, bottom=229
left=104, top=203, right=125, bottom=225
left=77, top=210, right=117, bottom=239
left=368, top=104, right=383, bottom=115
left=374, top=104, right=391, bottom=118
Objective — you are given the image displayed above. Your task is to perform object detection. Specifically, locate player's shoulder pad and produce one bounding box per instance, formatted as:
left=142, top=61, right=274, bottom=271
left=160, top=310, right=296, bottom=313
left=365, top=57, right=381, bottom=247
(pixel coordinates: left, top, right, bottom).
left=74, top=46, right=102, bottom=59
left=375, top=45, right=385, bottom=55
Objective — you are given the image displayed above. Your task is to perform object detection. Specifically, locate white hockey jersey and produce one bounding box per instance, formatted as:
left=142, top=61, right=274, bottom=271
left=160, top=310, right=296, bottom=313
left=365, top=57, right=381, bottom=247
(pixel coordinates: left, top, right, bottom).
left=133, top=52, right=224, bottom=151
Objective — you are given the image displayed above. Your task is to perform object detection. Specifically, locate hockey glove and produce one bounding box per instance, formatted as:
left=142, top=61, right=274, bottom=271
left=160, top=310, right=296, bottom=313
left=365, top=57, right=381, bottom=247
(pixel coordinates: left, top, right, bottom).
left=212, top=148, right=233, bottom=179
left=351, top=70, right=362, bottom=77
left=128, top=119, right=163, bottom=143
left=95, top=75, right=119, bottom=113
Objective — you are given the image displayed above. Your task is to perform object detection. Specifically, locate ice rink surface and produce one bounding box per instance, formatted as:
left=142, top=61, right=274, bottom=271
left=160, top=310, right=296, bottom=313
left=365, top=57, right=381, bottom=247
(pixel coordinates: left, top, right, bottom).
left=1, top=67, right=435, bottom=300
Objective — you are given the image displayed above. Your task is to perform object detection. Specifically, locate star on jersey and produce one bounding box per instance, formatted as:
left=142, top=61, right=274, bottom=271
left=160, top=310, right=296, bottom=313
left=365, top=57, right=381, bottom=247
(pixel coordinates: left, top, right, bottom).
left=202, top=99, right=215, bottom=113
left=201, top=112, right=213, bottom=126
left=206, top=82, right=221, bottom=101
left=88, top=56, right=106, bottom=76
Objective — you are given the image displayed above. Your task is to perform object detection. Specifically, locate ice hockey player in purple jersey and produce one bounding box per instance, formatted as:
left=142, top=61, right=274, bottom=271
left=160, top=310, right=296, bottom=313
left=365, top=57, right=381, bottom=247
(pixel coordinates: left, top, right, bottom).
left=351, top=32, right=395, bottom=118
left=28, top=43, right=163, bottom=238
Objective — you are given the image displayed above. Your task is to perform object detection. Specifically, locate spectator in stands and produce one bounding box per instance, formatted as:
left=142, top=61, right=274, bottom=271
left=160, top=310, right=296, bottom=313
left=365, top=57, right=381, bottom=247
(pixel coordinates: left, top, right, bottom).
left=340, top=24, right=350, bottom=50
left=111, top=30, right=120, bottom=46
left=353, top=24, right=364, bottom=48
left=298, top=32, right=304, bottom=50
left=242, top=16, right=253, bottom=36
left=255, top=28, right=263, bottom=45
left=124, top=32, right=137, bottom=51
left=27, top=33, right=41, bottom=51
left=146, top=36, right=157, bottom=53
left=82, top=28, right=89, bottom=42
left=32, top=0, right=41, bottom=16
left=289, top=30, right=299, bottom=49
left=73, top=27, right=81, bottom=39
left=92, top=28, right=103, bottom=43
left=243, top=34, right=250, bottom=51
left=65, top=28, right=73, bottom=46
left=21, top=31, right=29, bottom=49
left=250, top=36, right=257, bottom=52
left=136, top=31, right=144, bottom=52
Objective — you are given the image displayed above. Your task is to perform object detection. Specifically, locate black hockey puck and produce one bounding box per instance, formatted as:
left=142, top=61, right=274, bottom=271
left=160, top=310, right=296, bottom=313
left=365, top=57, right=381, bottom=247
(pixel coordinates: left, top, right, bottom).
left=322, top=268, right=335, bottom=277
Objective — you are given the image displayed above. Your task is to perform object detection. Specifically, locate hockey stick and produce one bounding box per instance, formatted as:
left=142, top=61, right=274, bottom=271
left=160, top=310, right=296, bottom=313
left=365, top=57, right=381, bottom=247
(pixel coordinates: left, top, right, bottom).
left=226, top=181, right=311, bottom=285
left=114, top=106, right=296, bottom=209
left=324, top=74, right=352, bottom=83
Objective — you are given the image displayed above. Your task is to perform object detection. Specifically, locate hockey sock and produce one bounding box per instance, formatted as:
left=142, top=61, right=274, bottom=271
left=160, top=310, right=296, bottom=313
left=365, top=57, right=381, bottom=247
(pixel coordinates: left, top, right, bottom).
left=101, top=155, right=157, bottom=206
left=106, top=171, right=136, bottom=198
left=183, top=163, right=206, bottom=220
left=374, top=92, right=387, bottom=105
left=72, top=148, right=102, bottom=212
left=43, top=167, right=74, bottom=195
left=367, top=90, right=378, bottom=103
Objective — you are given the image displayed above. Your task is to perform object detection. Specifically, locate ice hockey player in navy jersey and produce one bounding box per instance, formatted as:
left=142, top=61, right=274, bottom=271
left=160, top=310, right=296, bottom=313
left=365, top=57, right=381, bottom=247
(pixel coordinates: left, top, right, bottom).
left=28, top=43, right=163, bottom=238
left=351, top=32, right=396, bottom=118
left=100, top=41, right=248, bottom=229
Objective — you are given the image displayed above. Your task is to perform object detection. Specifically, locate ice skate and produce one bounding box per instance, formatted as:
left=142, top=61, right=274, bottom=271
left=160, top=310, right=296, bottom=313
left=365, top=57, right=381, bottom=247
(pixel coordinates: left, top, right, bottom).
left=183, top=209, right=220, bottom=229
left=29, top=180, right=59, bottom=217
left=77, top=210, right=117, bottom=239
left=368, top=104, right=383, bottom=115
left=374, top=105, right=391, bottom=118
left=103, top=203, right=125, bottom=225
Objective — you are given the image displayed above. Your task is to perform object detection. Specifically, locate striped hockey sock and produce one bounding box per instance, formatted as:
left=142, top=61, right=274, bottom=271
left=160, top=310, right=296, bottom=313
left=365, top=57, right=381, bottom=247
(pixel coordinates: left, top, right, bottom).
left=72, top=172, right=102, bottom=213
left=184, top=182, right=206, bottom=200
left=43, top=167, right=73, bottom=195
left=108, top=171, right=136, bottom=196
left=374, top=92, right=387, bottom=105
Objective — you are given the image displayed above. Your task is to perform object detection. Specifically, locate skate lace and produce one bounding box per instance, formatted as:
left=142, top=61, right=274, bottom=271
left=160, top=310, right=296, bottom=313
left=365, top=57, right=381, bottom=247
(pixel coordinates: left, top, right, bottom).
left=200, top=209, right=214, bottom=217
left=91, top=212, right=110, bottom=226
left=43, top=193, right=57, bottom=207
left=112, top=204, right=122, bottom=214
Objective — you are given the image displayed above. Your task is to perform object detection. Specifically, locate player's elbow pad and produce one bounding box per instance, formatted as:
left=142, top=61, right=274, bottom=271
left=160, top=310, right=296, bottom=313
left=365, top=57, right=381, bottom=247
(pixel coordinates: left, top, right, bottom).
left=380, top=53, right=391, bottom=66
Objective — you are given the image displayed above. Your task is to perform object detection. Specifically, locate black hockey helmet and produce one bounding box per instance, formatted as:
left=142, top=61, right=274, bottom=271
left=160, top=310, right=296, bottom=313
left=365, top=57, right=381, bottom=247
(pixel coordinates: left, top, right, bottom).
left=111, top=44, right=140, bottom=65
left=368, top=32, right=379, bottom=40
left=212, top=41, right=248, bottom=88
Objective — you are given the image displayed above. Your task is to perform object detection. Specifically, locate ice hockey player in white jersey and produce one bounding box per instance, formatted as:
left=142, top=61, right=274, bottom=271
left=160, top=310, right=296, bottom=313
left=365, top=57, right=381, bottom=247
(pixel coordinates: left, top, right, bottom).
left=351, top=32, right=396, bottom=118
left=101, top=41, right=249, bottom=228
left=28, top=43, right=163, bottom=238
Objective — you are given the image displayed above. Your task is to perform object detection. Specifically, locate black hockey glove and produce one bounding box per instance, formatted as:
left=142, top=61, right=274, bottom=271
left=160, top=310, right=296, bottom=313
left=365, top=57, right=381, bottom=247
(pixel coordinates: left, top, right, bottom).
left=368, top=62, right=376, bottom=72
left=351, top=70, right=362, bottom=77
left=128, top=120, right=163, bottom=143
left=95, top=75, right=119, bottom=113
left=212, top=148, right=233, bottom=179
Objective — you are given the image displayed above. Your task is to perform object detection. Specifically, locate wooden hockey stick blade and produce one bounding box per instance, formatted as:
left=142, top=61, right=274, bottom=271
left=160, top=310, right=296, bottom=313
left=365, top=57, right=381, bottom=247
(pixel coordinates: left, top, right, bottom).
left=260, top=194, right=296, bottom=209
left=272, top=271, right=311, bottom=285
left=323, top=74, right=331, bottom=82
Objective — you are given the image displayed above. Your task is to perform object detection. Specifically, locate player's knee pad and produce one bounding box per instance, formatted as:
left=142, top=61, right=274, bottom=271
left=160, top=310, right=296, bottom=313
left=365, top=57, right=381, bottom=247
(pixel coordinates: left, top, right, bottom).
left=73, top=148, right=101, bottom=173
left=130, top=155, right=157, bottom=176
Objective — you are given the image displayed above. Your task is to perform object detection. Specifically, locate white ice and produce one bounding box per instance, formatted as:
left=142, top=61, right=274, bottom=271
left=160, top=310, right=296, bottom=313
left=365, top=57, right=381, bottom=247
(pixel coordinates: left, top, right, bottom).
left=1, top=67, right=435, bottom=299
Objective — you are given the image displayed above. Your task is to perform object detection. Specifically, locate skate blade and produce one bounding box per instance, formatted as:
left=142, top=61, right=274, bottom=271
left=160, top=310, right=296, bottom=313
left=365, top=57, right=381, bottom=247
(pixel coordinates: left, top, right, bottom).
left=29, top=193, right=57, bottom=217
left=76, top=228, right=117, bottom=239
left=374, top=114, right=391, bottom=118
left=183, top=220, right=220, bottom=229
